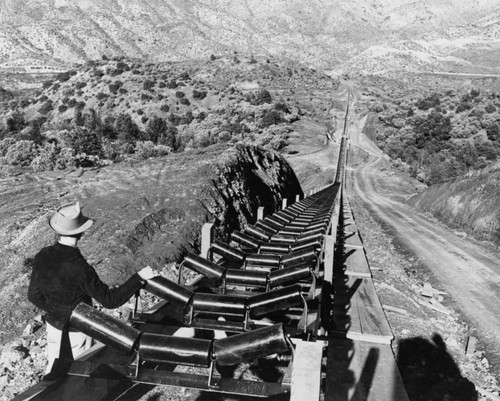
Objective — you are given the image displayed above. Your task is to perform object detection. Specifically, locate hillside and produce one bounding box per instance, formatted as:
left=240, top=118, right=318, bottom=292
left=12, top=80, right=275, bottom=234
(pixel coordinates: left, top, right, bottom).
left=0, top=56, right=338, bottom=176
left=1, top=0, right=500, bottom=85
left=408, top=161, right=500, bottom=245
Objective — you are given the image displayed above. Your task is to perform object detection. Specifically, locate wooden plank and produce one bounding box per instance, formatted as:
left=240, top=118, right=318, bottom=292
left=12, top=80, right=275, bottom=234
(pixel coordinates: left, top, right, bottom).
left=344, top=247, right=371, bottom=277
left=290, top=340, right=325, bottom=401
left=325, top=338, right=410, bottom=401
left=332, top=275, right=393, bottom=343
left=344, top=231, right=364, bottom=249
left=324, top=235, right=335, bottom=284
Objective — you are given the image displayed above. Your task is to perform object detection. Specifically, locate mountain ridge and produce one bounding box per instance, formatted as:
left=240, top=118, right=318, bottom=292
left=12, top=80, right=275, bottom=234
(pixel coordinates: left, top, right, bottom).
left=1, top=0, right=499, bottom=78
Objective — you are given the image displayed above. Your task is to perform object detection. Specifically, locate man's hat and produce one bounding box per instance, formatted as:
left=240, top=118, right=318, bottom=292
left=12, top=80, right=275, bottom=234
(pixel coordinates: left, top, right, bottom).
left=49, top=201, right=94, bottom=235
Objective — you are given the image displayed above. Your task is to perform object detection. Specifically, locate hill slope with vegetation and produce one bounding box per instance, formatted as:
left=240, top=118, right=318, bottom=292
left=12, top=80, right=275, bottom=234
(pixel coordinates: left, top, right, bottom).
left=362, top=76, right=500, bottom=245
left=0, top=55, right=337, bottom=175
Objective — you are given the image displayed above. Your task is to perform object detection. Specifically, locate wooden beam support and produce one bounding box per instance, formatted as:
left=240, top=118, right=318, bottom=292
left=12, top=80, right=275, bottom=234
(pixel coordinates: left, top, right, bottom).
left=257, top=206, right=265, bottom=221
left=290, top=340, right=325, bottom=401
left=200, top=223, right=214, bottom=259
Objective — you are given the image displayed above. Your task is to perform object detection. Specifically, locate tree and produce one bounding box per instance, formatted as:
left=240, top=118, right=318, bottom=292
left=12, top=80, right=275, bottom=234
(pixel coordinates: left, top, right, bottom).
left=253, top=89, right=272, bottom=105
left=6, top=111, right=26, bottom=133
left=158, top=125, right=178, bottom=150
left=115, top=113, right=141, bottom=143
left=65, top=126, right=103, bottom=157
left=146, top=116, right=167, bottom=143
left=486, top=123, right=500, bottom=142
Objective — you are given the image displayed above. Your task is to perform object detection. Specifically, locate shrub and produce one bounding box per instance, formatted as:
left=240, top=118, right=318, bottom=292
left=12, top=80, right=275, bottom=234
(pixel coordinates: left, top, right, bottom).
left=39, top=100, right=54, bottom=115
left=133, top=141, right=170, bottom=160
left=175, top=91, right=185, bottom=98
left=110, top=68, right=124, bottom=77
left=167, top=80, right=178, bottom=89
left=116, top=61, right=129, bottom=71
left=6, top=111, right=26, bottom=133
left=192, top=90, right=207, bottom=100
left=63, top=127, right=103, bottom=157
left=143, top=79, right=155, bottom=91
left=0, top=137, right=16, bottom=156
left=96, top=92, right=108, bottom=100
left=75, top=82, right=87, bottom=90
left=68, top=98, right=77, bottom=108
left=58, top=104, right=68, bottom=113
left=253, top=89, right=272, bottom=105
left=42, top=80, right=53, bottom=89
left=119, top=88, right=128, bottom=94
left=93, top=69, right=105, bottom=78
left=261, top=110, right=282, bottom=127
left=4, top=140, right=38, bottom=166
left=180, top=98, right=190, bottom=106
left=456, top=102, right=472, bottom=113
left=210, top=54, right=216, bottom=61
left=415, top=93, right=441, bottom=110
left=109, top=81, right=123, bottom=94
left=141, top=93, right=152, bottom=101
left=57, top=71, right=72, bottom=82
left=485, top=104, right=496, bottom=113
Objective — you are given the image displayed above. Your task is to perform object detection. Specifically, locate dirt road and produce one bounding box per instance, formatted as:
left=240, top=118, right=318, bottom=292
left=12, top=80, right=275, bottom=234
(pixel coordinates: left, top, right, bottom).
left=348, top=108, right=500, bottom=374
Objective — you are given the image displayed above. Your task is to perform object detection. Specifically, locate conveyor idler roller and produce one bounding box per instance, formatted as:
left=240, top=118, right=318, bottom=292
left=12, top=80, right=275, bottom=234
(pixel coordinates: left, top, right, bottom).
left=211, top=240, right=246, bottom=262
left=231, top=231, right=260, bottom=250
left=193, top=293, right=246, bottom=316
left=281, top=247, right=318, bottom=267
left=245, top=226, right=271, bottom=241
left=184, top=253, right=225, bottom=280
left=247, top=284, right=303, bottom=318
left=268, top=264, right=312, bottom=287
left=139, top=333, right=213, bottom=367
left=225, top=269, right=269, bottom=287
left=245, top=253, right=281, bottom=267
left=70, top=303, right=141, bottom=354
left=145, top=276, right=194, bottom=309
left=259, top=243, right=290, bottom=254
left=213, top=323, right=289, bottom=366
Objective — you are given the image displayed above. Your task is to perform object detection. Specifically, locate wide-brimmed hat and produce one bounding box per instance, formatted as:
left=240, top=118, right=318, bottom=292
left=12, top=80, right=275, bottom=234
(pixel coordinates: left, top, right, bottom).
left=49, top=201, right=94, bottom=235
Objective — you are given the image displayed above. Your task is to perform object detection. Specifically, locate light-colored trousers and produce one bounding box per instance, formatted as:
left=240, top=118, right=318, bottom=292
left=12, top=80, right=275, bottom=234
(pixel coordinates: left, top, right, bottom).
left=45, top=323, right=92, bottom=374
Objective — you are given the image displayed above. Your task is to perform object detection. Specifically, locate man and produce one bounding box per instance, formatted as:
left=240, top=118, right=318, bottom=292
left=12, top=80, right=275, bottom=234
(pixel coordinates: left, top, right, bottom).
left=28, top=201, right=155, bottom=380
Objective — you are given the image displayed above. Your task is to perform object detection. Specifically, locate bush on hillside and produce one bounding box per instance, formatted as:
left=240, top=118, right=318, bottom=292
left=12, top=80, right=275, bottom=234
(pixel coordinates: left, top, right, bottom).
left=133, top=141, right=171, bottom=160
left=62, top=127, right=102, bottom=157
left=0, top=137, right=17, bottom=156
left=193, top=90, right=207, bottom=100
left=4, top=140, right=38, bottom=166
left=31, top=142, right=76, bottom=171
left=143, top=79, right=155, bottom=91
left=253, top=89, right=272, bottom=105
left=39, top=100, right=54, bottom=115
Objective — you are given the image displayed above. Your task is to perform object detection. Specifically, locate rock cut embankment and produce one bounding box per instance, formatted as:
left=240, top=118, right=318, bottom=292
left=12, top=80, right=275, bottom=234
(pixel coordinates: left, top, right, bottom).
left=408, top=162, right=500, bottom=245
left=0, top=144, right=302, bottom=345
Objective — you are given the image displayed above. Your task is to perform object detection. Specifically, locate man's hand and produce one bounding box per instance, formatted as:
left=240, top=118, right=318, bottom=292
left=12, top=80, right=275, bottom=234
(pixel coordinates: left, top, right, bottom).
left=138, top=266, right=156, bottom=281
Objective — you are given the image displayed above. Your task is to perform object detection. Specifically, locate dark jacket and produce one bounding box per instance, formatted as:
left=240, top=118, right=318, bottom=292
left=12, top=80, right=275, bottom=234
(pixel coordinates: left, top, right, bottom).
left=28, top=242, right=144, bottom=330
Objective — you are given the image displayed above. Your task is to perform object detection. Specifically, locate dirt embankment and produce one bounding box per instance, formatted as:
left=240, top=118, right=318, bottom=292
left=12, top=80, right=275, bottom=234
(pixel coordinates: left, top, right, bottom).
left=0, top=144, right=302, bottom=399
left=408, top=162, right=500, bottom=246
